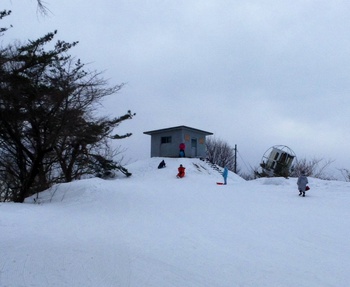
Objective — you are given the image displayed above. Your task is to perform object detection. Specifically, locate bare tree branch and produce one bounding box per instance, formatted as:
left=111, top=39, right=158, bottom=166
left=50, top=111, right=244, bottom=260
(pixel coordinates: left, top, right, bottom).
left=36, top=0, right=51, bottom=16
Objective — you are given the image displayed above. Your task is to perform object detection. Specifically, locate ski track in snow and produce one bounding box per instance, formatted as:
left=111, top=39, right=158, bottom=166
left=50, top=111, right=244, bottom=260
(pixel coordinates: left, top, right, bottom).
left=1, top=157, right=350, bottom=286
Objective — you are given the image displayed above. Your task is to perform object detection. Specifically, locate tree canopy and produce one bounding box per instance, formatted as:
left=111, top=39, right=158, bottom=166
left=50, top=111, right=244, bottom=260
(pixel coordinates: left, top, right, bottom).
left=0, top=12, right=135, bottom=202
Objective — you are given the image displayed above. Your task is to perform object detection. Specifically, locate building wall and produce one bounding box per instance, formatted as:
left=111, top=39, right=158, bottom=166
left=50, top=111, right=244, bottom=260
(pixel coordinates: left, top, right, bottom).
left=185, top=129, right=207, bottom=158
left=150, top=130, right=182, bottom=157
left=149, top=128, right=209, bottom=158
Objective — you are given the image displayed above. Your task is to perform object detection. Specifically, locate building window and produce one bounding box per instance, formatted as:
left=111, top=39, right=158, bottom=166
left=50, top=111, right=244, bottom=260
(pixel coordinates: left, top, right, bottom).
left=161, top=136, right=172, bottom=144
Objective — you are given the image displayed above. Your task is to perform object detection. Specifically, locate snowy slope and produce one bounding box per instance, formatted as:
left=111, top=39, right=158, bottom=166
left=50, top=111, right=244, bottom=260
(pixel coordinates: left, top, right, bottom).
left=1, top=157, right=350, bottom=287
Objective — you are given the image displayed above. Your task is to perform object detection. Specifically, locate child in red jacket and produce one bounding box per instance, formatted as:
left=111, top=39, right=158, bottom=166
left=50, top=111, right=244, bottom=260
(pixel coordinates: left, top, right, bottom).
left=177, top=164, right=186, bottom=178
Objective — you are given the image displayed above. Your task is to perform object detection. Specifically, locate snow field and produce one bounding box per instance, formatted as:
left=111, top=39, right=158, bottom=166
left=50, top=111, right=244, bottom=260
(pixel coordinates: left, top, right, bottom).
left=1, top=157, right=350, bottom=286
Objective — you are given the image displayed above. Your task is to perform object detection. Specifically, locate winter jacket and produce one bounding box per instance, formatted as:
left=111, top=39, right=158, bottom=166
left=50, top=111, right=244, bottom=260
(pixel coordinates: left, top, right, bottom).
left=158, top=160, right=166, bottom=169
left=297, top=175, right=308, bottom=192
left=177, top=166, right=186, bottom=178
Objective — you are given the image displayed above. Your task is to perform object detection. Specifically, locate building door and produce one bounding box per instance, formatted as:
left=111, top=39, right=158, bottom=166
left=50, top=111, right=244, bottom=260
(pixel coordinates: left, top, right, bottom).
left=191, top=138, right=197, bottom=157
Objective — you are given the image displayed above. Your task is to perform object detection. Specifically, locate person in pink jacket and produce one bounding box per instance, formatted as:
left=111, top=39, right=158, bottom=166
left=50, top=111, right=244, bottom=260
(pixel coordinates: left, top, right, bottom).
left=179, top=143, right=185, bottom=157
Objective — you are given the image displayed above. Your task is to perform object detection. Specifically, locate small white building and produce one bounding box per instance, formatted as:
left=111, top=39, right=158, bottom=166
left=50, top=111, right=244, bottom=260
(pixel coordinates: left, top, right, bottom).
left=144, top=125, right=213, bottom=158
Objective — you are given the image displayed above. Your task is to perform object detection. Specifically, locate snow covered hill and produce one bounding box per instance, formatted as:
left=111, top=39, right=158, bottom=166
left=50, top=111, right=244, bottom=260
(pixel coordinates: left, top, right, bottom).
left=1, top=157, right=350, bottom=287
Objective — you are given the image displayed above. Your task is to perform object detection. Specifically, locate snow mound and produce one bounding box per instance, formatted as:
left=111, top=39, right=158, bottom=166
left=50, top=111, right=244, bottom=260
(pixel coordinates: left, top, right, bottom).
left=3, top=158, right=350, bottom=287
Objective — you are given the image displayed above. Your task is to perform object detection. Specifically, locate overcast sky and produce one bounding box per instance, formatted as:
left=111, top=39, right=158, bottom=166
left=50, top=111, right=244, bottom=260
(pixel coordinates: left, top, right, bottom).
left=4, top=1, right=350, bottom=177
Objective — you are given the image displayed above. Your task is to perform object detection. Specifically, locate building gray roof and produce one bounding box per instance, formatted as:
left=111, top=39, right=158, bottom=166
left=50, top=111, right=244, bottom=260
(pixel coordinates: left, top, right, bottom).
left=143, top=125, right=213, bottom=135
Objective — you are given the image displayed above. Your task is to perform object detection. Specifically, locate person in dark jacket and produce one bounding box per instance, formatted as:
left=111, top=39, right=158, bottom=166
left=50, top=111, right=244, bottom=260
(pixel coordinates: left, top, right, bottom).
left=297, top=171, right=309, bottom=197
left=158, top=160, right=166, bottom=169
left=177, top=164, right=186, bottom=178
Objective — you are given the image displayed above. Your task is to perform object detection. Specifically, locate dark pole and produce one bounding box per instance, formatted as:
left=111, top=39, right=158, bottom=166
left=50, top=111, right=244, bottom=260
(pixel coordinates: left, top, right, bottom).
left=234, top=144, right=237, bottom=173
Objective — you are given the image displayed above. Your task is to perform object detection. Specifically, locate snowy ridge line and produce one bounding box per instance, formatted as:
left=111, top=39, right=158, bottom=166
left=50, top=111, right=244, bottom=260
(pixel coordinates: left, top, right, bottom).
left=125, top=157, right=245, bottom=183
